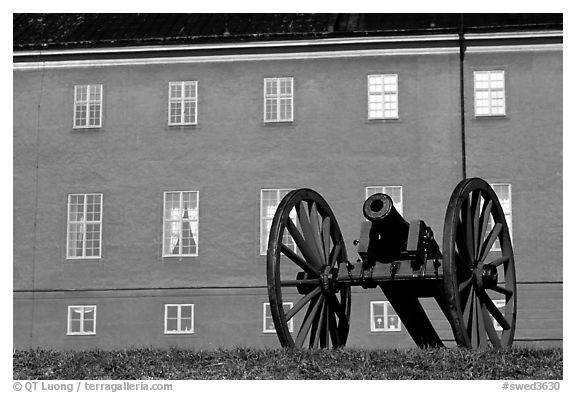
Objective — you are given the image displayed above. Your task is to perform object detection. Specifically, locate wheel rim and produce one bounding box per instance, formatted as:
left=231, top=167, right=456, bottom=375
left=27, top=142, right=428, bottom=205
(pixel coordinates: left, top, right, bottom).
left=443, top=178, right=517, bottom=349
left=266, top=189, right=351, bottom=349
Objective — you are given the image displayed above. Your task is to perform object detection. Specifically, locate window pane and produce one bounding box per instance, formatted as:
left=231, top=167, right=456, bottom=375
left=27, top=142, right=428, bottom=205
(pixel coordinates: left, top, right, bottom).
left=166, top=306, right=178, bottom=319
left=180, top=306, right=192, bottom=318
left=180, top=318, right=192, bottom=332
left=265, top=79, right=277, bottom=95
left=164, top=221, right=181, bottom=255
left=83, top=320, right=95, bottom=333
left=166, top=318, right=178, bottom=332
left=70, top=319, right=81, bottom=333
left=76, top=86, right=88, bottom=101
left=170, top=83, right=182, bottom=99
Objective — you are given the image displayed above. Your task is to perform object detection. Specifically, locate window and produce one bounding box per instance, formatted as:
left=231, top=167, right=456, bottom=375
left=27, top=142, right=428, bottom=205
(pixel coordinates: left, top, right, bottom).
left=163, top=191, right=199, bottom=257
left=169, top=81, right=198, bottom=125
left=264, top=77, right=293, bottom=122
left=474, top=71, right=506, bottom=116
left=73, top=85, right=102, bottom=128
left=67, top=305, right=96, bottom=335
left=164, top=304, right=194, bottom=334
left=370, top=301, right=401, bottom=332
left=490, top=183, right=512, bottom=251
left=366, top=186, right=403, bottom=216
left=260, top=189, right=296, bottom=255
left=492, top=299, right=506, bottom=331
left=368, top=74, right=398, bottom=119
left=67, top=193, right=102, bottom=259
left=263, top=302, right=294, bottom=333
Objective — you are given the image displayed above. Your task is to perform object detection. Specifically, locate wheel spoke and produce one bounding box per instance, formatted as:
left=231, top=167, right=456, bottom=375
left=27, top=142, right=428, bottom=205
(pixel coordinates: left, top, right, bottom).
left=476, top=296, right=488, bottom=349
left=480, top=300, right=502, bottom=348
left=458, top=276, right=473, bottom=294
left=323, top=301, right=330, bottom=348
left=471, top=191, right=482, bottom=260
left=285, top=287, right=321, bottom=321
left=491, top=285, right=514, bottom=297
left=311, top=297, right=326, bottom=348
left=328, top=305, right=341, bottom=348
left=296, top=202, right=325, bottom=267
left=462, top=283, right=474, bottom=325
left=280, top=278, right=321, bottom=287
left=286, top=216, right=323, bottom=268
left=463, top=195, right=476, bottom=264
left=456, top=220, right=473, bottom=267
left=486, top=255, right=509, bottom=268
left=280, top=243, right=320, bottom=276
left=477, top=290, right=510, bottom=331
left=470, top=290, right=478, bottom=347
left=477, top=223, right=502, bottom=265
left=309, top=202, right=327, bottom=264
left=329, top=244, right=342, bottom=269
left=324, top=292, right=347, bottom=323
left=477, top=199, right=493, bottom=260
left=295, top=294, right=324, bottom=348
left=321, top=216, right=331, bottom=265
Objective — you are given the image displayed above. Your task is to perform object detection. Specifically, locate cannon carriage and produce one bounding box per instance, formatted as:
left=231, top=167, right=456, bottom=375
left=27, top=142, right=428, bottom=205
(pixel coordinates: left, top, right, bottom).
left=266, top=177, right=516, bottom=350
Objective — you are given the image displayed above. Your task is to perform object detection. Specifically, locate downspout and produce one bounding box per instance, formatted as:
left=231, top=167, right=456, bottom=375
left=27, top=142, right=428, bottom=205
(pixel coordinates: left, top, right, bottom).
left=459, top=14, right=467, bottom=180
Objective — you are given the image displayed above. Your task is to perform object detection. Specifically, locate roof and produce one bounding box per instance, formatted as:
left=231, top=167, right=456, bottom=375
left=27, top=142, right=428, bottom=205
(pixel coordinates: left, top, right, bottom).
left=14, top=13, right=563, bottom=51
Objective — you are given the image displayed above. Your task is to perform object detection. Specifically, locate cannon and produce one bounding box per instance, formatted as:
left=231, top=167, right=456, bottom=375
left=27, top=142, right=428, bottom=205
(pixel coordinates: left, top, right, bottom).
left=266, top=178, right=516, bottom=349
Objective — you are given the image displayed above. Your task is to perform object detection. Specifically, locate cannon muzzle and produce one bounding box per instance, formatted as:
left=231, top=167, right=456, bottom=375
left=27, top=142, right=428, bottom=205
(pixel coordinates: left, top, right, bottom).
left=363, top=193, right=408, bottom=229
left=361, top=193, right=409, bottom=264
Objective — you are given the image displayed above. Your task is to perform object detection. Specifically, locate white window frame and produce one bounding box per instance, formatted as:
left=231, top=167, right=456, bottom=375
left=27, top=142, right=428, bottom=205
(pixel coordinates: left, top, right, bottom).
left=474, top=70, right=506, bottom=117
left=492, top=299, right=506, bottom=331
left=489, top=183, right=512, bottom=251
left=370, top=301, right=401, bottom=332
left=168, top=81, right=198, bottom=126
left=162, top=191, right=199, bottom=257
left=260, top=189, right=296, bottom=255
left=164, top=304, right=195, bottom=334
left=67, top=305, right=97, bottom=335
left=366, top=186, right=403, bottom=216
left=367, top=74, right=399, bottom=120
left=264, top=77, right=294, bottom=122
left=73, top=84, right=103, bottom=128
left=263, top=302, right=294, bottom=333
left=66, top=193, right=103, bottom=259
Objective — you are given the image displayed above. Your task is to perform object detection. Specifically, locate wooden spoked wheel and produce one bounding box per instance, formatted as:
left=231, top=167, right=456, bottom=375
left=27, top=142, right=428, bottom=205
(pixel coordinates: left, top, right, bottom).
left=266, top=189, right=351, bottom=349
left=443, top=178, right=517, bottom=349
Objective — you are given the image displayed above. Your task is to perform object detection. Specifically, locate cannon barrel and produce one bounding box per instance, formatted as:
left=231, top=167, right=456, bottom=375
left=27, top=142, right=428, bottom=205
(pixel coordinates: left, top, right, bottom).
left=362, top=193, right=410, bottom=263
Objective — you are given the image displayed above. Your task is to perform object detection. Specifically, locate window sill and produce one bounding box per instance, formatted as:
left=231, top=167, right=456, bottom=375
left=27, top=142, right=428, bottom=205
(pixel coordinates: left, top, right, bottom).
left=473, top=115, right=508, bottom=120
left=167, top=124, right=198, bottom=129
left=66, top=333, right=96, bottom=336
left=163, top=332, right=195, bottom=335
left=162, top=255, right=198, bottom=260
left=262, top=120, right=295, bottom=127
left=366, top=118, right=401, bottom=124
left=65, top=257, right=102, bottom=262
left=71, top=127, right=103, bottom=132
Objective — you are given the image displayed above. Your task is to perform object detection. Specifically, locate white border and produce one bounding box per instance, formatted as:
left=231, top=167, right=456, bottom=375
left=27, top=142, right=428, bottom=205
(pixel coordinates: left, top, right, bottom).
left=162, top=191, right=199, bottom=257
left=66, top=193, right=103, bottom=260
left=370, top=300, right=401, bottom=332
left=164, top=304, right=195, bottom=334
left=168, top=81, right=198, bottom=126
left=66, top=305, right=97, bottom=335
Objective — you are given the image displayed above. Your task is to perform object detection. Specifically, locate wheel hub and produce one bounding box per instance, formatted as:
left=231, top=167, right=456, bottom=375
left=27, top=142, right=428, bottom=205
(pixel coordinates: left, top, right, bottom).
left=320, top=265, right=338, bottom=294
left=473, top=264, right=498, bottom=289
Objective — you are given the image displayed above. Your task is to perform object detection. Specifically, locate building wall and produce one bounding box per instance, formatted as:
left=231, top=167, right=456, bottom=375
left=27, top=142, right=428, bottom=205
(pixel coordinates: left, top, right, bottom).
left=13, top=283, right=561, bottom=350
left=13, top=43, right=562, bottom=349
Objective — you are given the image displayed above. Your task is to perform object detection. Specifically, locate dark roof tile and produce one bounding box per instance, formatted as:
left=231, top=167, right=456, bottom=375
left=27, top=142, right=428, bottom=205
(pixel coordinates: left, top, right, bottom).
left=13, top=13, right=563, bottom=51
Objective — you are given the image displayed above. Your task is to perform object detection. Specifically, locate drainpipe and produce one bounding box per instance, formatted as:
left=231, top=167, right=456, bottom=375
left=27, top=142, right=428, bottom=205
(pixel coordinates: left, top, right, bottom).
left=459, top=14, right=467, bottom=180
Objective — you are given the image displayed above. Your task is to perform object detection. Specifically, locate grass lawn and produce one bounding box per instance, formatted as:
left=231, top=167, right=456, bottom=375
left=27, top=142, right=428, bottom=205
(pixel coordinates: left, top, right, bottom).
left=14, top=346, right=562, bottom=380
